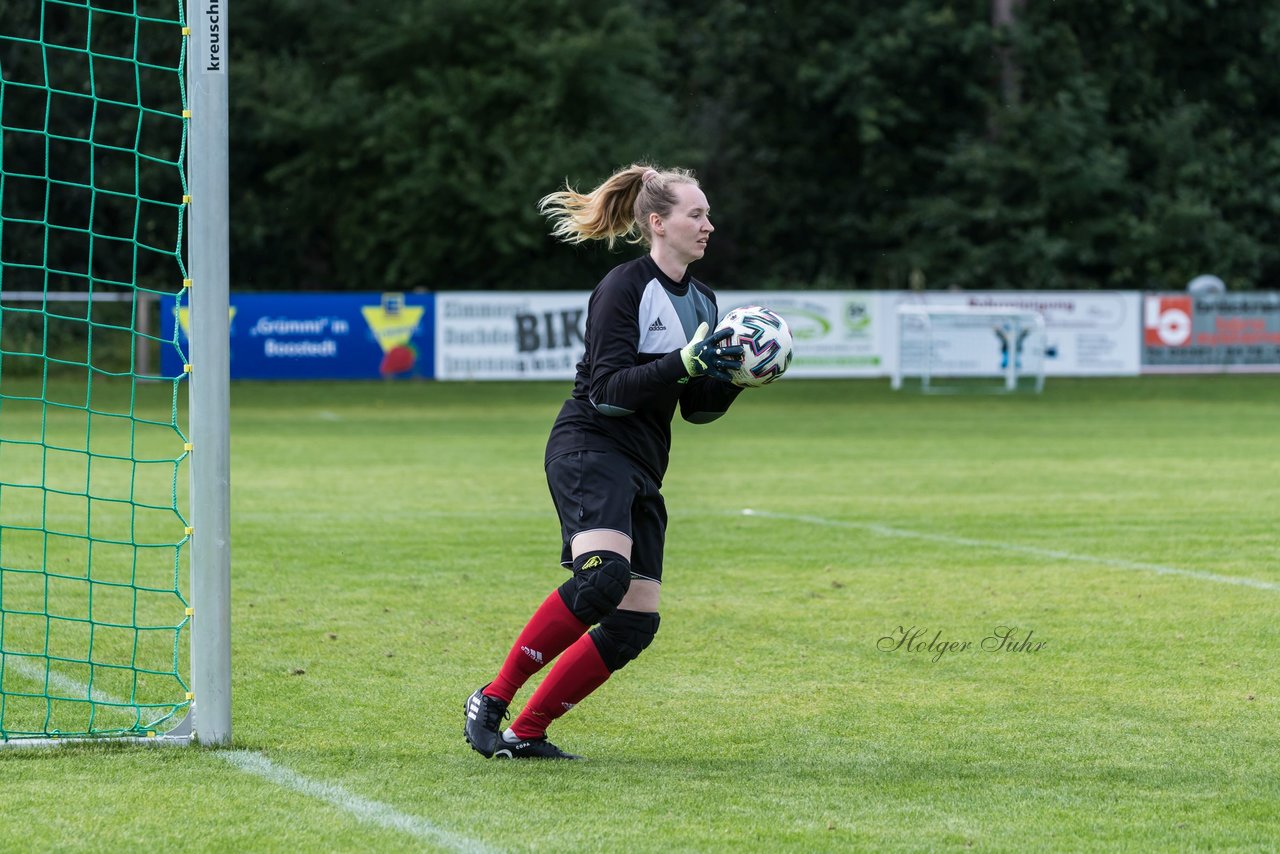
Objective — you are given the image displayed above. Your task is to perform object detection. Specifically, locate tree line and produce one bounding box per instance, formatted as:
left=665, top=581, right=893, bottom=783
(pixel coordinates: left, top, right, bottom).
left=5, top=1, right=1278, bottom=293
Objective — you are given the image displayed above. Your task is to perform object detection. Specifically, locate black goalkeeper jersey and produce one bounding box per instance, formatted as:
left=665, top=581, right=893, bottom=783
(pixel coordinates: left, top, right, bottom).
left=544, top=254, right=742, bottom=485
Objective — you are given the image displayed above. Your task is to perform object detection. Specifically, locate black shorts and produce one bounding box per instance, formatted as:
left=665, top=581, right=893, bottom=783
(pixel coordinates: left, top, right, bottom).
left=545, top=450, right=667, bottom=583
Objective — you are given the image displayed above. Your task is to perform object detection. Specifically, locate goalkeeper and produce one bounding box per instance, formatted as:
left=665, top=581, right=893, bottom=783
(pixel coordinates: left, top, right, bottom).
left=464, top=164, right=744, bottom=760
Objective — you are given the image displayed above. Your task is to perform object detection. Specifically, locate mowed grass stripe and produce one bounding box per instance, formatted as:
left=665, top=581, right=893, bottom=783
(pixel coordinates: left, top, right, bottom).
left=219, top=750, right=502, bottom=854
left=2, top=660, right=499, bottom=852
left=740, top=509, right=1280, bottom=592
left=2, top=375, right=1278, bottom=850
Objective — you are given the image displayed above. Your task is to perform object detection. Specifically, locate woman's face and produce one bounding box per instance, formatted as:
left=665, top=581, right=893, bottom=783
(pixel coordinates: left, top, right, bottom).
left=655, top=182, right=714, bottom=265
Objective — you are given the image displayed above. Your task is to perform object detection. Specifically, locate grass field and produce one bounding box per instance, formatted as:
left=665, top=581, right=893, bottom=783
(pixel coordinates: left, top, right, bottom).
left=2, top=375, right=1279, bottom=852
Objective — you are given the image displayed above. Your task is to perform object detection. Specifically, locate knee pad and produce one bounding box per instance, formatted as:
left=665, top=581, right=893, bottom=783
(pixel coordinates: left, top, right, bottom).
left=589, top=609, right=660, bottom=672
left=557, top=550, right=631, bottom=626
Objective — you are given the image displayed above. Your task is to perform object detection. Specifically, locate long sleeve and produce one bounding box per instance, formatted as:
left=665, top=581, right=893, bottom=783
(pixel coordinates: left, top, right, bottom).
left=678, top=375, right=743, bottom=424
left=585, top=276, right=687, bottom=417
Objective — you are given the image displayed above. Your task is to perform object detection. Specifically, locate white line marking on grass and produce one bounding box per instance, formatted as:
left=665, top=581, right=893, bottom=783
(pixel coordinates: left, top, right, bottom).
left=2, top=659, right=498, bottom=853
left=219, top=750, right=499, bottom=854
left=4, top=656, right=136, bottom=711
left=740, top=509, right=1280, bottom=592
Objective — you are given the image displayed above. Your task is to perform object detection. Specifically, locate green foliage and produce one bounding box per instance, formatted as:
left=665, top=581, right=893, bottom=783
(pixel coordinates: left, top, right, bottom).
left=0, top=3, right=185, bottom=295
left=231, top=0, right=694, bottom=290
left=634, top=1, right=996, bottom=290
left=899, top=0, right=1280, bottom=291
left=7, top=0, right=1280, bottom=291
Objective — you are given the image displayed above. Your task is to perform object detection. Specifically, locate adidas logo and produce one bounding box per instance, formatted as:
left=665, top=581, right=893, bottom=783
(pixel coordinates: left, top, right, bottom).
left=467, top=695, right=480, bottom=721
left=520, top=645, right=544, bottom=664
left=648, top=317, right=667, bottom=332
left=581, top=555, right=603, bottom=570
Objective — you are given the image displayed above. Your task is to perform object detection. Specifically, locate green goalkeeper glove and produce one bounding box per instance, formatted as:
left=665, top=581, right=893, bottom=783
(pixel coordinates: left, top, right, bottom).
left=679, top=322, right=744, bottom=384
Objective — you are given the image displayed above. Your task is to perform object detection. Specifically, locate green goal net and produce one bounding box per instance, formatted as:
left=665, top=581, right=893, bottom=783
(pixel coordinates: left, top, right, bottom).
left=0, top=0, right=193, bottom=740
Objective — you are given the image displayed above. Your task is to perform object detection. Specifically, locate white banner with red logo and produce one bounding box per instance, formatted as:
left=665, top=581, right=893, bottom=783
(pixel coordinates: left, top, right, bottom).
left=1142, top=293, right=1280, bottom=373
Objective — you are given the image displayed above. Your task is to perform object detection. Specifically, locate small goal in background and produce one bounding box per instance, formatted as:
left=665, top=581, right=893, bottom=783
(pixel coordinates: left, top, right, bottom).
left=892, top=305, right=1047, bottom=395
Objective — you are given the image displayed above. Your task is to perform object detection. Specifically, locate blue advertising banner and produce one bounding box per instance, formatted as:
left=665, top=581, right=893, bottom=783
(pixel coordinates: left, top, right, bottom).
left=159, top=292, right=436, bottom=380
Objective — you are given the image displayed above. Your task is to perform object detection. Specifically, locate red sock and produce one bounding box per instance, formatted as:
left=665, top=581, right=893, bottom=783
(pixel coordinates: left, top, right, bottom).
left=510, top=632, right=612, bottom=740
left=484, top=591, right=588, bottom=703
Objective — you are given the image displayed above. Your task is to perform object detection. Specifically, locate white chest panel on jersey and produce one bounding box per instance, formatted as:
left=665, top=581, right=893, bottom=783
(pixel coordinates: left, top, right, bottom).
left=636, top=278, right=704, bottom=355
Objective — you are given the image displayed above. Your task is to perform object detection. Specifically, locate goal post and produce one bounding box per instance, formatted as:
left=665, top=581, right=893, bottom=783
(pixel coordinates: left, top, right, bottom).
left=892, top=305, right=1046, bottom=394
left=0, top=0, right=230, bottom=745
left=186, top=0, right=232, bottom=746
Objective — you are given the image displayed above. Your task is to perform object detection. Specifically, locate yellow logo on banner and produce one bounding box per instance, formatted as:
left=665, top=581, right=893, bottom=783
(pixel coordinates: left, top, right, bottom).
left=361, top=293, right=424, bottom=354
left=177, top=307, right=237, bottom=336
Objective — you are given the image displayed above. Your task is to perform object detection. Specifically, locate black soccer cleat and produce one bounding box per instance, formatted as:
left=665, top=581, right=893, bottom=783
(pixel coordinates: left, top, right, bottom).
left=464, top=685, right=509, bottom=758
left=492, top=729, right=584, bottom=761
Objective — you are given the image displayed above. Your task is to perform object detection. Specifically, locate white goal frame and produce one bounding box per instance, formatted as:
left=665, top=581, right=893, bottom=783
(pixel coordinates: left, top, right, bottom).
left=186, top=0, right=233, bottom=746
left=0, top=0, right=231, bottom=749
left=892, top=305, right=1046, bottom=394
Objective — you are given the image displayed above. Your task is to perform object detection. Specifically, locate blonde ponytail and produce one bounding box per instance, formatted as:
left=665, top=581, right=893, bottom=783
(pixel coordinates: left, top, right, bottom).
left=539, top=163, right=698, bottom=250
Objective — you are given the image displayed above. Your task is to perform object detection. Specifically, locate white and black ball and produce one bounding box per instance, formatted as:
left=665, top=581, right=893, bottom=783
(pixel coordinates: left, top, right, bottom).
left=715, top=305, right=794, bottom=387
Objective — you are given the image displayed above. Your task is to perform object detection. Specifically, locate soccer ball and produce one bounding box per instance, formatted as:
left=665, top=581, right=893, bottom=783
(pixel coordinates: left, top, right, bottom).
left=715, top=305, right=794, bottom=387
